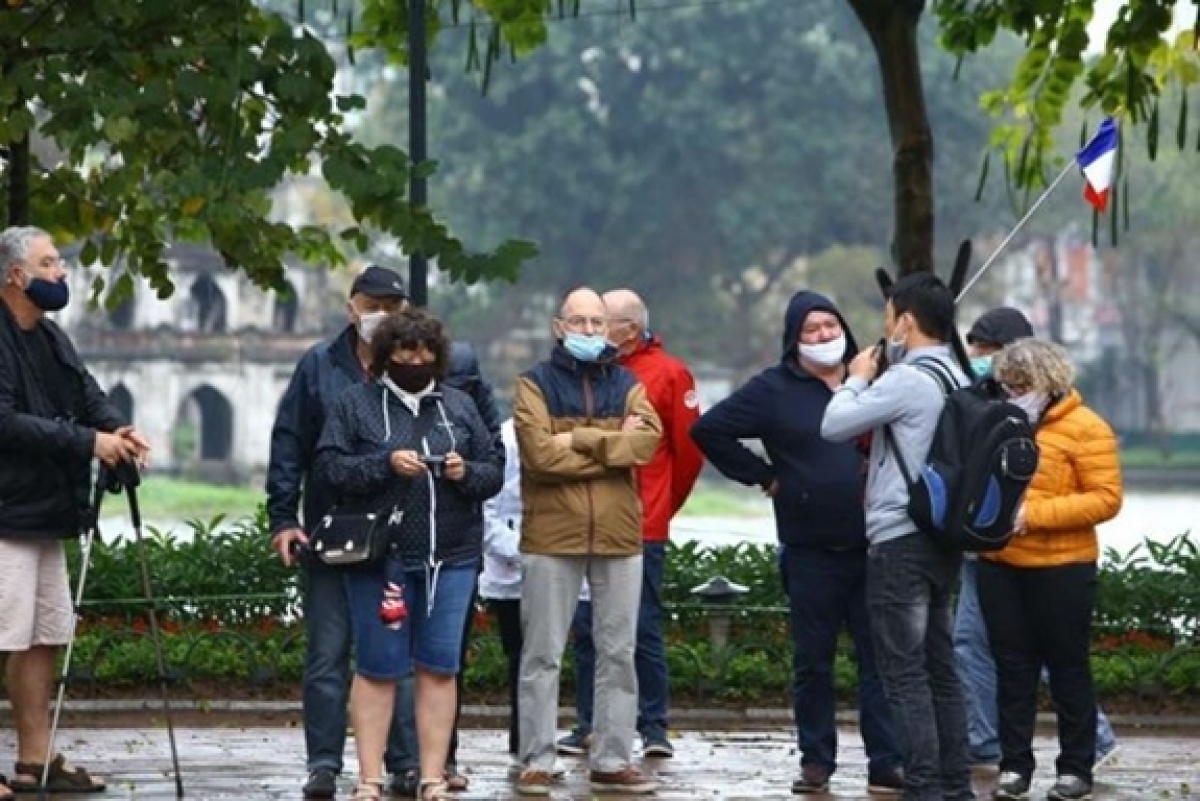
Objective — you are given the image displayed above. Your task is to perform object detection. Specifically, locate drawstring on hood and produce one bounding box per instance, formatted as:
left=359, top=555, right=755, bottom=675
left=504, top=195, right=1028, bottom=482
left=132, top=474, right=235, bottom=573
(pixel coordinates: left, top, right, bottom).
left=780, top=290, right=860, bottom=367
left=380, top=378, right=458, bottom=616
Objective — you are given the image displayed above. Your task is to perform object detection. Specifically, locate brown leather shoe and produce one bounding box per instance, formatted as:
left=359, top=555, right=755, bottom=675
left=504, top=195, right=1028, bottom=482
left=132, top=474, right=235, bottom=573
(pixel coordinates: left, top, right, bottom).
left=589, top=766, right=660, bottom=794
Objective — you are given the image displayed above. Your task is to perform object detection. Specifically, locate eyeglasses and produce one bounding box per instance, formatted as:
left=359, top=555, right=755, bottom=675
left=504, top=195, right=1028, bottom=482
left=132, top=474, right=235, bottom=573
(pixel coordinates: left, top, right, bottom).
left=559, top=315, right=607, bottom=330
left=25, top=256, right=64, bottom=270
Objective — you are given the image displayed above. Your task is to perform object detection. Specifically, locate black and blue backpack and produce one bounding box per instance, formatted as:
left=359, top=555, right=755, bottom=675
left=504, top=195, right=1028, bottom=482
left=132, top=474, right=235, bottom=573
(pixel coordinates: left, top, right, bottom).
left=884, top=359, right=1040, bottom=552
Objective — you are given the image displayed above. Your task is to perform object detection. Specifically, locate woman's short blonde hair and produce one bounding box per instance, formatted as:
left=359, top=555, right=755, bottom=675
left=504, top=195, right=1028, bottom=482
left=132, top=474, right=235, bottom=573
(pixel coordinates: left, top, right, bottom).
left=991, top=338, right=1075, bottom=397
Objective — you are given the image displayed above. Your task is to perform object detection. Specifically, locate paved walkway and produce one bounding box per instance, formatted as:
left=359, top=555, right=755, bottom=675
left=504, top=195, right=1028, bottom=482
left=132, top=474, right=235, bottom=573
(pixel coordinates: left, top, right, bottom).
left=1, top=726, right=1196, bottom=799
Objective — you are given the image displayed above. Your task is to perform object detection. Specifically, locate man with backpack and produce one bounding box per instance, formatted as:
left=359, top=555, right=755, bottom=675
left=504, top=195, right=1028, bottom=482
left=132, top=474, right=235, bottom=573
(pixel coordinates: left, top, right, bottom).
left=820, top=273, right=975, bottom=801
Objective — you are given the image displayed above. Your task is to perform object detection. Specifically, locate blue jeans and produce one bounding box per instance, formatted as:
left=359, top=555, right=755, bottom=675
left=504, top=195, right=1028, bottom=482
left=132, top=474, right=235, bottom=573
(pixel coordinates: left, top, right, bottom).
left=302, top=562, right=353, bottom=773
left=301, top=560, right=475, bottom=775
left=956, top=559, right=1117, bottom=761
left=780, top=545, right=901, bottom=776
left=343, top=562, right=476, bottom=677
left=383, top=571, right=479, bottom=775
left=867, top=533, right=974, bottom=801
left=570, top=542, right=668, bottom=741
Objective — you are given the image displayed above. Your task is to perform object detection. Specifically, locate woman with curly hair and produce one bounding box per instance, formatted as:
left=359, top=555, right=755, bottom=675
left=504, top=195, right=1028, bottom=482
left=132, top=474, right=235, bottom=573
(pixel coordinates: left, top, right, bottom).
left=980, top=339, right=1123, bottom=801
left=314, top=309, right=504, bottom=801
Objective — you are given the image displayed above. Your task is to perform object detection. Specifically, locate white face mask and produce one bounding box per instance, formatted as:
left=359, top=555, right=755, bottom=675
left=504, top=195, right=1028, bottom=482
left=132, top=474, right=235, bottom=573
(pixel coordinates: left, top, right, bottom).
left=885, top=320, right=909, bottom=364
left=356, top=310, right=389, bottom=344
left=798, top=335, right=846, bottom=367
left=1010, top=391, right=1048, bottom=423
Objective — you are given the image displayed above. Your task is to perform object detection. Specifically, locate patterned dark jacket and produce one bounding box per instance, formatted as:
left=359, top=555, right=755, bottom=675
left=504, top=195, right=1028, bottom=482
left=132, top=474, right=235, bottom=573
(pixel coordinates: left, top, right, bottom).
left=313, top=379, right=504, bottom=568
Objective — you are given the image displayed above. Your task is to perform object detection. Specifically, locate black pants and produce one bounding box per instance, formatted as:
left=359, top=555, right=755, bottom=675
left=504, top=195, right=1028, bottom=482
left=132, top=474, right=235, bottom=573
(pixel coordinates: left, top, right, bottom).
left=977, top=559, right=1098, bottom=783
left=488, top=598, right=523, bottom=754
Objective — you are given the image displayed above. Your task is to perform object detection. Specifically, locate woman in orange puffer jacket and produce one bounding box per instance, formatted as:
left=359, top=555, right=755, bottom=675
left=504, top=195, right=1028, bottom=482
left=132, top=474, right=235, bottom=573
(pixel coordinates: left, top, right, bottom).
left=979, top=339, right=1123, bottom=801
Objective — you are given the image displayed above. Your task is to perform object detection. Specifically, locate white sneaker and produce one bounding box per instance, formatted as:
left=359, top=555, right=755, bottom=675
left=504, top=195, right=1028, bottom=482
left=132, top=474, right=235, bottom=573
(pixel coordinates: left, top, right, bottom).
left=1094, top=743, right=1121, bottom=771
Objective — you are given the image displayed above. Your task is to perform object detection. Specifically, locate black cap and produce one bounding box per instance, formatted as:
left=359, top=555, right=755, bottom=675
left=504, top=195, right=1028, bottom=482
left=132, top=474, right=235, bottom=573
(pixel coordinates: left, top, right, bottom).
left=349, top=265, right=408, bottom=299
left=967, top=307, right=1034, bottom=347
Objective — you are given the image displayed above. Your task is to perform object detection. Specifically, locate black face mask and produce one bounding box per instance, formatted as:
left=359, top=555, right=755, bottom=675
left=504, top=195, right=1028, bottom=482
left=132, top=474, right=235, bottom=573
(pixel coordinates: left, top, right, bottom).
left=386, top=363, right=435, bottom=393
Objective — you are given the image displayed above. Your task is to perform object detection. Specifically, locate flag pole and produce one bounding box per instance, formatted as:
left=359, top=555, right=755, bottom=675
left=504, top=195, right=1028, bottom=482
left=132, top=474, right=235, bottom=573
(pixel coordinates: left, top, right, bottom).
left=956, top=159, right=1076, bottom=302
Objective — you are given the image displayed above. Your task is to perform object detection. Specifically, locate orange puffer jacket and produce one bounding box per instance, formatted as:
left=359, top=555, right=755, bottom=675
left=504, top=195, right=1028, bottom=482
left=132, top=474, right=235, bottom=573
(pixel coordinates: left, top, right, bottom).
left=984, top=388, right=1123, bottom=568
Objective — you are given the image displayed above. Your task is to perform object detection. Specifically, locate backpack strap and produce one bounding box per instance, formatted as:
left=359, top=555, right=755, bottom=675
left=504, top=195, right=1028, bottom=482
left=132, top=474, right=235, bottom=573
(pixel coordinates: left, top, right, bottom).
left=911, top=357, right=958, bottom=397
left=883, top=425, right=916, bottom=490
left=882, top=358, right=957, bottom=492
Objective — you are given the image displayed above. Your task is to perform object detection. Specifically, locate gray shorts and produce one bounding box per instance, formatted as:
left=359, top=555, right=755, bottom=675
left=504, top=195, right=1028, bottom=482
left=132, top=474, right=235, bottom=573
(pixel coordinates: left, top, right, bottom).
left=0, top=539, right=73, bottom=651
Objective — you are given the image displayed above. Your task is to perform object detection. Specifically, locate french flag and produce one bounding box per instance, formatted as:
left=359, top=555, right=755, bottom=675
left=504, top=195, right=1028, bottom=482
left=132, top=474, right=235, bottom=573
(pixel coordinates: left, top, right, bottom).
left=1076, top=117, right=1119, bottom=213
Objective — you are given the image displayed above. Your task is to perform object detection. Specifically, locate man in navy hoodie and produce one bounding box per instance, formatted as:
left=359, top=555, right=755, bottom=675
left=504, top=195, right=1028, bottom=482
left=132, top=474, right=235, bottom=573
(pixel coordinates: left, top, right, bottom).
left=690, top=291, right=902, bottom=795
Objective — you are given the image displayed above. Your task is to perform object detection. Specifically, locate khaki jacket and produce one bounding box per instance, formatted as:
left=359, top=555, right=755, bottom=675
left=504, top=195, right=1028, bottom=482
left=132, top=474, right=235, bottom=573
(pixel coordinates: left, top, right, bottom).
left=513, top=349, right=662, bottom=556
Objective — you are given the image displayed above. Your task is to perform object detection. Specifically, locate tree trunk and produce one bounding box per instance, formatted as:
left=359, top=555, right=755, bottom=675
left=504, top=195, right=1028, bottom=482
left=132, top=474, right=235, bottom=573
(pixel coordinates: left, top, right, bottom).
left=847, top=0, right=933, bottom=276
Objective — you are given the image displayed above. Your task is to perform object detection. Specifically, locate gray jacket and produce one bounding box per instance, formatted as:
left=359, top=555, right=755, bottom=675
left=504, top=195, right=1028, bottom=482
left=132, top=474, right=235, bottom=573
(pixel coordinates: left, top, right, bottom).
left=820, top=345, right=967, bottom=545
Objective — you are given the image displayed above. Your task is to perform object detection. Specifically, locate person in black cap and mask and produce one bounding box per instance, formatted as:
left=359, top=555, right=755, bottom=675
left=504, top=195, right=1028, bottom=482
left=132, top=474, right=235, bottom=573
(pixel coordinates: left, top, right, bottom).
left=956, top=307, right=1119, bottom=771
left=691, top=291, right=903, bottom=796
left=266, top=264, right=501, bottom=799
left=965, top=307, right=1035, bottom=379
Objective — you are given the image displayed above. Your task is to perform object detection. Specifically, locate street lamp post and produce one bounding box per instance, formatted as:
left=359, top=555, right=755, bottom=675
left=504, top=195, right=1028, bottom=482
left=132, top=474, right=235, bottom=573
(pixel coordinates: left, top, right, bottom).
left=407, top=0, right=428, bottom=307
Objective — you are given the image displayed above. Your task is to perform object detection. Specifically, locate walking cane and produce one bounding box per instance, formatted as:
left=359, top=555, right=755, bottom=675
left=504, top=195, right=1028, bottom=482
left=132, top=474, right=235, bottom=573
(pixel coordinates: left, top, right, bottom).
left=121, top=462, right=186, bottom=798
left=39, top=472, right=106, bottom=801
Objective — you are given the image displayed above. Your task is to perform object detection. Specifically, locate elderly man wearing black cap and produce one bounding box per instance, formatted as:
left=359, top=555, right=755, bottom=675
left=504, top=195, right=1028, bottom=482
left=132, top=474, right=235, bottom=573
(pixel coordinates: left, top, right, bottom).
left=957, top=307, right=1119, bottom=772
left=266, top=264, right=500, bottom=799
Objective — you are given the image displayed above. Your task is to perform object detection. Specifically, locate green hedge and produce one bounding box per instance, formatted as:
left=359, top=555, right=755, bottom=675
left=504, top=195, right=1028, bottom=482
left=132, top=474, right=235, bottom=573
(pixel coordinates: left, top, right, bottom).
left=51, top=510, right=1199, bottom=705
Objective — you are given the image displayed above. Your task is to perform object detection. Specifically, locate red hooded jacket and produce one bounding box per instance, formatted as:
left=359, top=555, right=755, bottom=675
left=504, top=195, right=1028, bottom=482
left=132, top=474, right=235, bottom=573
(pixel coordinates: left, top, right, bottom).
left=619, top=334, right=705, bottom=541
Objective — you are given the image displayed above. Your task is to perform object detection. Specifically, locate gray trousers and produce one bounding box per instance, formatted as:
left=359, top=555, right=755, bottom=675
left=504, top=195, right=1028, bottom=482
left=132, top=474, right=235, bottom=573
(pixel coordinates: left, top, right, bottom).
left=518, top=553, right=642, bottom=773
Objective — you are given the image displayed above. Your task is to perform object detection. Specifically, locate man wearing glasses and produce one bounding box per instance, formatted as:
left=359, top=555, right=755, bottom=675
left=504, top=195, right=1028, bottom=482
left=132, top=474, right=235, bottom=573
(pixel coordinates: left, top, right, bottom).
left=0, top=226, right=150, bottom=796
left=511, top=287, right=663, bottom=797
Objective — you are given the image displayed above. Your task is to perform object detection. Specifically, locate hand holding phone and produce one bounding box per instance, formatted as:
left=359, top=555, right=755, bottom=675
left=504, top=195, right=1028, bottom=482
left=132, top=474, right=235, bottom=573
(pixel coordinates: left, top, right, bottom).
left=420, top=453, right=446, bottom=478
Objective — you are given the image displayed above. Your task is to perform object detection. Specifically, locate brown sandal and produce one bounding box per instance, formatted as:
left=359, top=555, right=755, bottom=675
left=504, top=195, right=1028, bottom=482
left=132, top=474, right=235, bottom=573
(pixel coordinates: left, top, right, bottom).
left=10, top=755, right=105, bottom=793
left=443, top=764, right=469, bottom=791
left=419, top=778, right=451, bottom=800
left=351, top=778, right=384, bottom=800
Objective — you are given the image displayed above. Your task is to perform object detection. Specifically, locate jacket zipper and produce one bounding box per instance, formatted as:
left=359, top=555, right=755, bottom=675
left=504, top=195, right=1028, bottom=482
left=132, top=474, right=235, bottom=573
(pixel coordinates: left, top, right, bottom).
left=583, top=374, right=596, bottom=555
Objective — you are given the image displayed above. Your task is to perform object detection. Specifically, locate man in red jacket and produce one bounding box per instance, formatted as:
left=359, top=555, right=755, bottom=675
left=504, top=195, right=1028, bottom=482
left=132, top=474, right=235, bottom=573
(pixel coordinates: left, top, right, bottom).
left=557, top=289, right=704, bottom=759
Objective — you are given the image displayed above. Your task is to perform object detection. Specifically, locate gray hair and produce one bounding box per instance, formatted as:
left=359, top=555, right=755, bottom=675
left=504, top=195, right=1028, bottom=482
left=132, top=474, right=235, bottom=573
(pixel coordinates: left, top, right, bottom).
left=0, top=226, right=52, bottom=277
left=603, top=288, right=650, bottom=329
left=992, top=338, right=1076, bottom=397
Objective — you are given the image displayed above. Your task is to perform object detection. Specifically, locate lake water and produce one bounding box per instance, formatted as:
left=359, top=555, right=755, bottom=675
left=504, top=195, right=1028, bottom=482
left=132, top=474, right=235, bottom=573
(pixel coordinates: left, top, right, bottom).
left=99, top=491, right=1197, bottom=562
left=672, top=491, right=1198, bottom=560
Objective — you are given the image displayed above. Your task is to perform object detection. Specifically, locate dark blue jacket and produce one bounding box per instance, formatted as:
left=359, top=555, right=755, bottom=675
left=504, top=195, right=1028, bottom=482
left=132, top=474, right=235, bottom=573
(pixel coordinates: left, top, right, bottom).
left=265, top=326, right=501, bottom=536
left=689, top=291, right=867, bottom=549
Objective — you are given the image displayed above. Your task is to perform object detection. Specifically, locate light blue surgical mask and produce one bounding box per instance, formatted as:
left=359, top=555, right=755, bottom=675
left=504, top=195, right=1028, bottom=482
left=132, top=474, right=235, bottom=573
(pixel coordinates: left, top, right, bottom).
left=562, top=332, right=610, bottom=362
left=970, top=355, right=994, bottom=378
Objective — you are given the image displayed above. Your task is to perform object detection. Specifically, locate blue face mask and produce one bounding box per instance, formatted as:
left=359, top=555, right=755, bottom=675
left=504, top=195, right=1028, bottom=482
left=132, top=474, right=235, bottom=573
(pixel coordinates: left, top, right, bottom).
left=25, top=277, right=70, bottom=312
left=562, top=332, right=610, bottom=363
left=971, top=355, right=993, bottom=378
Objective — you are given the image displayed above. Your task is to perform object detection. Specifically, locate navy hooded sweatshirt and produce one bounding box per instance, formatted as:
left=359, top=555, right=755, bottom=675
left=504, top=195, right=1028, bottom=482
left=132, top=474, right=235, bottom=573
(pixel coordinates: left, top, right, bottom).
left=690, top=291, right=867, bottom=549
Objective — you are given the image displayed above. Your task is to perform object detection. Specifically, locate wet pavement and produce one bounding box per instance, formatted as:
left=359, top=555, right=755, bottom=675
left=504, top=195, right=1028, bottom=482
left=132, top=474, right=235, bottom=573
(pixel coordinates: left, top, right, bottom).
left=2, top=725, right=1196, bottom=799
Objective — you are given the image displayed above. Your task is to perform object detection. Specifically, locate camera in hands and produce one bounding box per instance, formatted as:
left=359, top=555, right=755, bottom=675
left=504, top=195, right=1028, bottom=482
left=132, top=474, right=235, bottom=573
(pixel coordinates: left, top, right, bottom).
left=420, top=453, right=447, bottom=477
